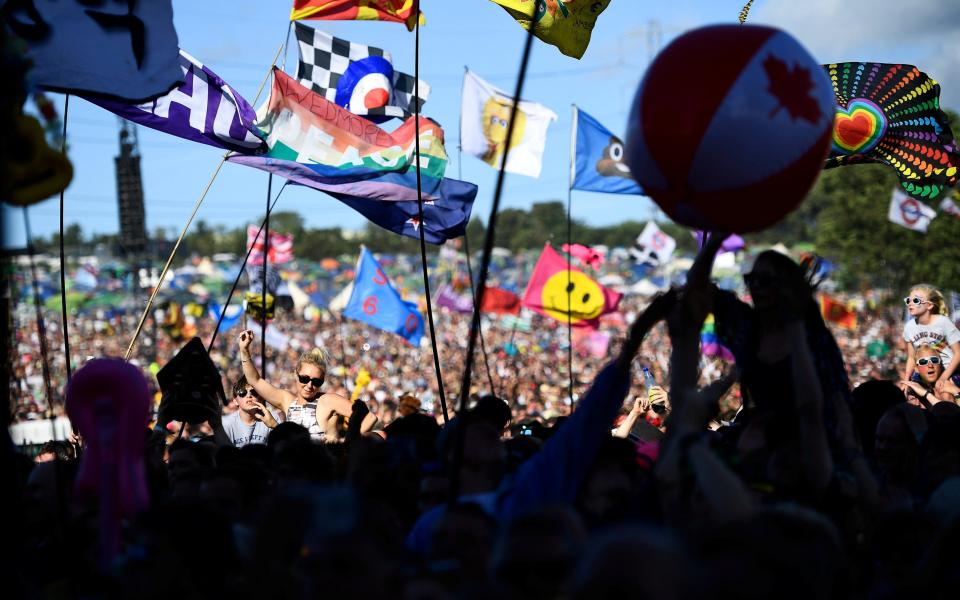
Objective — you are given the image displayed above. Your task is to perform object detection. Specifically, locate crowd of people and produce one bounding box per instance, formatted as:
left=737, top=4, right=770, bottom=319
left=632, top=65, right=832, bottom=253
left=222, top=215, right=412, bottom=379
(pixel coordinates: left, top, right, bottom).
left=8, top=238, right=960, bottom=598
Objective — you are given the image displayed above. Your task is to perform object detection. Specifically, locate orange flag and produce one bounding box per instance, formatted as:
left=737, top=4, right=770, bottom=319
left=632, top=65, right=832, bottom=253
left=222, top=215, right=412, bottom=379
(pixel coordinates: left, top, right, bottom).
left=522, top=243, right=621, bottom=327
left=290, top=0, right=423, bottom=30
left=820, top=294, right=857, bottom=330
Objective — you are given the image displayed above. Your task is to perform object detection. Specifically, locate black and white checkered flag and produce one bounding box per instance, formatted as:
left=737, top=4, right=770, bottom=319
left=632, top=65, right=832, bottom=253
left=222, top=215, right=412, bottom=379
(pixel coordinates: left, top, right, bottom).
left=294, top=22, right=429, bottom=122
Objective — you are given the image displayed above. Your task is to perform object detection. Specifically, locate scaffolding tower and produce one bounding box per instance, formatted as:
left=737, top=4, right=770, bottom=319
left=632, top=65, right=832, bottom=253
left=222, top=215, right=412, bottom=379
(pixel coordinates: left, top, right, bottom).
left=115, top=119, right=147, bottom=258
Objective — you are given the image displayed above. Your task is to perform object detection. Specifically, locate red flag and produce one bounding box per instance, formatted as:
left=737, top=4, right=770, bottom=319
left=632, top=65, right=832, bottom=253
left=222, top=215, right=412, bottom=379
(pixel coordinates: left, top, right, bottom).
left=290, top=0, right=421, bottom=31
left=522, top=243, right=621, bottom=327
left=480, top=286, right=521, bottom=315
left=246, top=225, right=294, bottom=265
left=820, top=294, right=857, bottom=330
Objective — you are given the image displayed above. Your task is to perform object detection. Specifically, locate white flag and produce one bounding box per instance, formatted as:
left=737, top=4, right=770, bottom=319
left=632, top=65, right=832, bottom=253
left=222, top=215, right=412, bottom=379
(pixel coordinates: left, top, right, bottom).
left=888, top=188, right=936, bottom=232
left=460, top=69, right=557, bottom=177
left=939, top=196, right=960, bottom=218
left=636, top=221, right=677, bottom=263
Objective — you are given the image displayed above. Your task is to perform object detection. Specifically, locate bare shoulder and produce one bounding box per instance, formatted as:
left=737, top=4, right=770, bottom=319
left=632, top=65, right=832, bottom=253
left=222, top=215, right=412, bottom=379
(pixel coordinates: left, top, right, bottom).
left=317, top=392, right=350, bottom=406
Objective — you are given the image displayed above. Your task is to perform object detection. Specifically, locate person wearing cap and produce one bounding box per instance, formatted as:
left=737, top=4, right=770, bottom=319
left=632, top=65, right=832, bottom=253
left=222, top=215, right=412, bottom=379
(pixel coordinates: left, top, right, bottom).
left=221, top=375, right=282, bottom=448
left=237, top=330, right=377, bottom=442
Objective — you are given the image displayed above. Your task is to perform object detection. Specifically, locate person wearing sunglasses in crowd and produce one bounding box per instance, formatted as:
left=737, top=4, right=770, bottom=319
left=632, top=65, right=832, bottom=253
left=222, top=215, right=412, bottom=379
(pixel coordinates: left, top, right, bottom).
left=901, top=284, right=960, bottom=394
left=221, top=375, right=282, bottom=448
left=237, top=330, right=377, bottom=442
left=897, top=345, right=960, bottom=407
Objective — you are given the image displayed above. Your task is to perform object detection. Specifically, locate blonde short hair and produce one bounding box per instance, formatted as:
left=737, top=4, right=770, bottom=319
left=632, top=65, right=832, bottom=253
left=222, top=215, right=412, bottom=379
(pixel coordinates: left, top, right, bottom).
left=910, top=284, right=946, bottom=315
left=296, top=348, right=329, bottom=384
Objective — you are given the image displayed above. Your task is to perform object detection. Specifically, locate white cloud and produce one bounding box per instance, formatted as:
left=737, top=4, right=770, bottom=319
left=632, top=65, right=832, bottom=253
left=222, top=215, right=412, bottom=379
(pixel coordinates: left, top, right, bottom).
left=753, top=0, right=960, bottom=110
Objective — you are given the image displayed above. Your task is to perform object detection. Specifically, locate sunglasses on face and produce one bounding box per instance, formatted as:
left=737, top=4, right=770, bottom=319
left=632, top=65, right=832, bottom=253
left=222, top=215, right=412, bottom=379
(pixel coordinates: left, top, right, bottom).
left=917, top=356, right=942, bottom=366
left=904, top=296, right=929, bottom=305
left=236, top=388, right=258, bottom=398
left=297, top=373, right=323, bottom=387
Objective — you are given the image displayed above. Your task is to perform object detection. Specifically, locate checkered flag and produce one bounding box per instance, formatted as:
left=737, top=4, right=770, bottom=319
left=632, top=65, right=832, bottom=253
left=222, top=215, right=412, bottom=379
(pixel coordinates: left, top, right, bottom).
left=294, top=22, right=429, bottom=122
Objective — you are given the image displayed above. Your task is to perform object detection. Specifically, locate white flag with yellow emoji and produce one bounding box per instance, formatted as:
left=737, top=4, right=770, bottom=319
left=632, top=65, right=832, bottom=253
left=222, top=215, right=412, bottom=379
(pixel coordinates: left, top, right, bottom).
left=460, top=69, right=557, bottom=178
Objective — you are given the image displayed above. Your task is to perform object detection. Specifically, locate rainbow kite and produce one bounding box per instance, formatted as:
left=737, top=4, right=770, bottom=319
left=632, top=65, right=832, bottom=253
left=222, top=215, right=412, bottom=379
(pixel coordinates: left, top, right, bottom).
left=823, top=62, right=960, bottom=199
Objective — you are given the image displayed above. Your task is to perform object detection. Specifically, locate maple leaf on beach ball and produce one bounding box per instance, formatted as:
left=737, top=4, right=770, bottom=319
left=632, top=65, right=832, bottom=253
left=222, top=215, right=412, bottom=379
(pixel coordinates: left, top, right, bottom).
left=763, top=55, right=822, bottom=124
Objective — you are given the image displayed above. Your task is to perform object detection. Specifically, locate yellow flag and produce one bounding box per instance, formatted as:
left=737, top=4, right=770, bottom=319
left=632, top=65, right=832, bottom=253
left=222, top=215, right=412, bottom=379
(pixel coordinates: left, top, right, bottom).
left=490, top=0, right=611, bottom=59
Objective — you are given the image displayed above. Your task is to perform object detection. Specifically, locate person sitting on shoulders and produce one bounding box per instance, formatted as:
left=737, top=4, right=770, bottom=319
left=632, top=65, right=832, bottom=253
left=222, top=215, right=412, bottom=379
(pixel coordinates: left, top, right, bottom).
left=237, top=329, right=377, bottom=443
left=902, top=283, right=960, bottom=395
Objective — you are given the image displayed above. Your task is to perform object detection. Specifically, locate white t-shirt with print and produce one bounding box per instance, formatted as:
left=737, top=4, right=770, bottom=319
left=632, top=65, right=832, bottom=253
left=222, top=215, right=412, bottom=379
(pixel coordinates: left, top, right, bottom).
left=903, top=314, right=960, bottom=366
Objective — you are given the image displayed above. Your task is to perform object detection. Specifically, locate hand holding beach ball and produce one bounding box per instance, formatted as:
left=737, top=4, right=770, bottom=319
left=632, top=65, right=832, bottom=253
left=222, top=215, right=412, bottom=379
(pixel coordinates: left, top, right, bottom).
left=625, top=25, right=835, bottom=233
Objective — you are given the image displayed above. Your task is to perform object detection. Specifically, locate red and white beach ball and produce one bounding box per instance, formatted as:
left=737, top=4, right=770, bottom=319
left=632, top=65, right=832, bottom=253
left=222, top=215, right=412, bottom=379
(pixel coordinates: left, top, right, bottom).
left=625, top=25, right=835, bottom=233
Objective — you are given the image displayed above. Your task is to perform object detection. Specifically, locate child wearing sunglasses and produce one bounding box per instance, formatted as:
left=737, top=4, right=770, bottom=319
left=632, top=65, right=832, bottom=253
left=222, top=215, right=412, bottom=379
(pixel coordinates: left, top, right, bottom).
left=902, top=284, right=960, bottom=393
left=898, top=345, right=960, bottom=406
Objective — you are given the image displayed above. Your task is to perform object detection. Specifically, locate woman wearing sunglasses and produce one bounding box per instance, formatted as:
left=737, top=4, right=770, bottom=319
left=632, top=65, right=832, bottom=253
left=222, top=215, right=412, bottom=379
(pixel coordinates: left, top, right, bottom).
left=237, top=329, right=377, bottom=442
left=901, top=284, right=960, bottom=394
left=898, top=345, right=960, bottom=406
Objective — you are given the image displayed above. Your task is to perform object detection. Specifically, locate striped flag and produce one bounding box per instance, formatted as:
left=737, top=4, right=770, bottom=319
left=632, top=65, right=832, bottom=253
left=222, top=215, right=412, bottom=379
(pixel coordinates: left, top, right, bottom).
left=246, top=225, right=294, bottom=265
left=290, top=0, right=423, bottom=30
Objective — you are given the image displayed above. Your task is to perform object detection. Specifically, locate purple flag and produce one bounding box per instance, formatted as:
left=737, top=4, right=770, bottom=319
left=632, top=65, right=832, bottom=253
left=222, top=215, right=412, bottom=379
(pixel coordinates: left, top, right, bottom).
left=694, top=231, right=745, bottom=253
left=435, top=285, right=473, bottom=314
left=86, top=50, right=266, bottom=154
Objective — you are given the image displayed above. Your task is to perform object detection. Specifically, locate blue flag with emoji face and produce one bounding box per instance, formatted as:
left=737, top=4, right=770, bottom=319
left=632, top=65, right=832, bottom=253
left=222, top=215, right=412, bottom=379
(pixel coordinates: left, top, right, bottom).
left=572, top=108, right=644, bottom=195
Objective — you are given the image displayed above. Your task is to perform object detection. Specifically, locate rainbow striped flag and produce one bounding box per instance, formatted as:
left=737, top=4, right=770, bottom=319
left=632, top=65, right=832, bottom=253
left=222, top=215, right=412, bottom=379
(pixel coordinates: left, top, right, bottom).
left=290, top=0, right=423, bottom=31
left=701, top=313, right=735, bottom=361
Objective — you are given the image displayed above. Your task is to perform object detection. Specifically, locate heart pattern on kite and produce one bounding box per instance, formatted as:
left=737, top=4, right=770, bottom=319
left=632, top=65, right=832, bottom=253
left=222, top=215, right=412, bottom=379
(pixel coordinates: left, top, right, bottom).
left=832, top=98, right=886, bottom=155
left=822, top=62, right=960, bottom=200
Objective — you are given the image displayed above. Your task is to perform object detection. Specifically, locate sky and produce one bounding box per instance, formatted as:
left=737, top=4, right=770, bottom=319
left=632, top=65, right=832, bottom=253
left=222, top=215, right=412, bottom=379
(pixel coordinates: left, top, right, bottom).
left=5, top=0, right=959, bottom=249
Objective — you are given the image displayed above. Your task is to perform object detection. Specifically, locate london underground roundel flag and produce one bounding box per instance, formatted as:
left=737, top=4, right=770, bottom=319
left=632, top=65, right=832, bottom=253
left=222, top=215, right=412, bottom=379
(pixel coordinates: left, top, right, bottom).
left=625, top=25, right=835, bottom=233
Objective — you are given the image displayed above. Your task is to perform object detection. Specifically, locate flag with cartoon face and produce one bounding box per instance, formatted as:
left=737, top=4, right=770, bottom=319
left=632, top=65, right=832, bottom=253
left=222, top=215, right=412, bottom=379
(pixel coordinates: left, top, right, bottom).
left=521, top=243, right=621, bottom=328
left=460, top=69, right=557, bottom=177
left=572, top=107, right=643, bottom=194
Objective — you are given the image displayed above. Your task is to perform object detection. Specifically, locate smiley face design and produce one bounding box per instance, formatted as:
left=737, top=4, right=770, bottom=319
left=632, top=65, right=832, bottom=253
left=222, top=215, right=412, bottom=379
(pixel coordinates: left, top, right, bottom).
left=541, top=270, right=605, bottom=324
left=595, top=136, right=632, bottom=179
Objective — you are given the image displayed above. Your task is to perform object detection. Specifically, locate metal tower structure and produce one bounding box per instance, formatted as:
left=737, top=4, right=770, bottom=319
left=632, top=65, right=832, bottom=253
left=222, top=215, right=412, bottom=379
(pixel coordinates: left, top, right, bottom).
left=115, top=119, right=147, bottom=258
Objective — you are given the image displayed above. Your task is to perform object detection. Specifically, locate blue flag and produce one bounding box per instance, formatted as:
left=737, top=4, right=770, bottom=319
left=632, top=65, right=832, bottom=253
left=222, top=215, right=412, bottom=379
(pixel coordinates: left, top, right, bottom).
left=572, top=108, right=644, bottom=195
left=343, top=248, right=424, bottom=345
left=228, top=154, right=476, bottom=244
left=209, top=303, right=243, bottom=333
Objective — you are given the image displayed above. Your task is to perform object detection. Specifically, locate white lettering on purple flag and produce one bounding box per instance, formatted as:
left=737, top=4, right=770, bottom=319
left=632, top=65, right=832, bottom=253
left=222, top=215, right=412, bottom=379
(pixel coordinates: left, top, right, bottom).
left=87, top=50, right=265, bottom=154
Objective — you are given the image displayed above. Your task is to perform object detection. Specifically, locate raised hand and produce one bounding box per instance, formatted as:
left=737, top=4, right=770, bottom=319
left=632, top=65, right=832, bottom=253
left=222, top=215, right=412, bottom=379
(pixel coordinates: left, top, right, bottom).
left=238, top=329, right=254, bottom=351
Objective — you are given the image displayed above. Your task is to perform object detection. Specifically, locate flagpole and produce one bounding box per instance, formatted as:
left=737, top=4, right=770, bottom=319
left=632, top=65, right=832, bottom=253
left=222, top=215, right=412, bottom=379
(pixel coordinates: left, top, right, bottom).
left=207, top=183, right=288, bottom=352
left=566, top=104, right=577, bottom=409
left=124, top=42, right=284, bottom=359
left=261, top=174, right=272, bottom=376
left=453, top=0, right=542, bottom=504
left=58, top=93, right=73, bottom=382
left=413, top=7, right=449, bottom=424
left=459, top=66, right=496, bottom=398
left=22, top=207, right=57, bottom=440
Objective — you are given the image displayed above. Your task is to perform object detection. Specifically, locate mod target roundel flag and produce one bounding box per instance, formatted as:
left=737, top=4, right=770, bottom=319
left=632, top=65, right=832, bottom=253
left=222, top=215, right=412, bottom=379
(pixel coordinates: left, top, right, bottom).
left=335, top=56, right=395, bottom=113
left=294, top=23, right=429, bottom=123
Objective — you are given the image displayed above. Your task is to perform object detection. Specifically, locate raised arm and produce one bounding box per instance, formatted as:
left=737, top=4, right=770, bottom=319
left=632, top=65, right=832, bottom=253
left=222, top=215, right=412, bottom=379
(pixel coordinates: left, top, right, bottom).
left=502, top=290, right=676, bottom=518
left=238, top=330, right=291, bottom=412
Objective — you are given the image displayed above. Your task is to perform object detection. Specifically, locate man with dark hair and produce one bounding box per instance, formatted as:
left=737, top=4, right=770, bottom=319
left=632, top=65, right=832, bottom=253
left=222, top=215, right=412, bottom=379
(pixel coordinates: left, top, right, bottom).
left=34, top=440, right=77, bottom=463
left=221, top=375, right=281, bottom=448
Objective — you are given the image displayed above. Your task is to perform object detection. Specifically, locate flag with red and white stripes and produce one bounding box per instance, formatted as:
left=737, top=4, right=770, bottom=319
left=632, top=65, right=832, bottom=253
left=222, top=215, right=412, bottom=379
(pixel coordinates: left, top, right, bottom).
left=246, top=225, right=294, bottom=265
